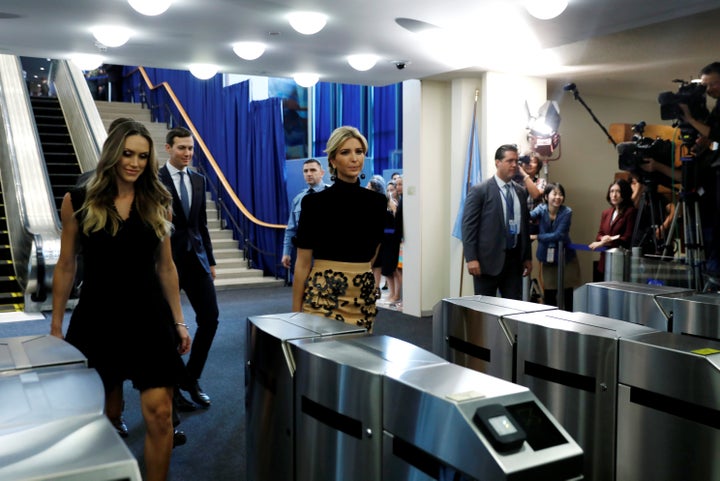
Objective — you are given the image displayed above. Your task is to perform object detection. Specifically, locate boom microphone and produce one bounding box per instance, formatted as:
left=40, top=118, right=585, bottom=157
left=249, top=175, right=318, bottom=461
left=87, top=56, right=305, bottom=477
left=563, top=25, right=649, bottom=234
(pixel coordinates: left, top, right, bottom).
left=563, top=82, right=577, bottom=92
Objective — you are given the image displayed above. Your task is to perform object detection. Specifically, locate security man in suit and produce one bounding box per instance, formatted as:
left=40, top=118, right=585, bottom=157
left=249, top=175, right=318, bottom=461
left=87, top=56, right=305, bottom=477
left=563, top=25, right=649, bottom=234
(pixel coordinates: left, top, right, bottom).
left=462, top=143, right=532, bottom=299
left=159, top=126, right=219, bottom=409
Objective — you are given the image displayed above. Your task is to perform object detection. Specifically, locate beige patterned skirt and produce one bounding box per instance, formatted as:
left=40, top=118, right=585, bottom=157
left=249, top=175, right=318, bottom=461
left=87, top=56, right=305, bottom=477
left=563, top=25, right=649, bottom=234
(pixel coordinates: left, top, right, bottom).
left=302, top=259, right=378, bottom=332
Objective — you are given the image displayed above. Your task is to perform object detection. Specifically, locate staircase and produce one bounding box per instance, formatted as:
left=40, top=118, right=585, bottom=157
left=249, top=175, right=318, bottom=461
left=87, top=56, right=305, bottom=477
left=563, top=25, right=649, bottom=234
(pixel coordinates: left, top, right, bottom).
left=94, top=101, right=284, bottom=290
left=0, top=197, right=24, bottom=313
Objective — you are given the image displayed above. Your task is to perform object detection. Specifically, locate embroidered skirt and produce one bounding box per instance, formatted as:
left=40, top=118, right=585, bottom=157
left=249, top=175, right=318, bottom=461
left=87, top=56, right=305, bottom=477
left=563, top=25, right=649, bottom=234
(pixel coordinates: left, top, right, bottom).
left=302, top=259, right=378, bottom=332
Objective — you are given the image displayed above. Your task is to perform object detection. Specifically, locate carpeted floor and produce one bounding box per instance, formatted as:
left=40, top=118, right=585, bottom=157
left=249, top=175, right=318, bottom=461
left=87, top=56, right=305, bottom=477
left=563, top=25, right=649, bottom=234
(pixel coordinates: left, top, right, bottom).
left=0, top=285, right=432, bottom=480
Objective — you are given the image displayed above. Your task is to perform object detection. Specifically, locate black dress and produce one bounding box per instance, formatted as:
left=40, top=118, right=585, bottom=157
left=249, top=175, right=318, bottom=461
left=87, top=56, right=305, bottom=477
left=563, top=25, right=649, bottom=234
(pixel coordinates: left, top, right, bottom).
left=64, top=188, right=181, bottom=391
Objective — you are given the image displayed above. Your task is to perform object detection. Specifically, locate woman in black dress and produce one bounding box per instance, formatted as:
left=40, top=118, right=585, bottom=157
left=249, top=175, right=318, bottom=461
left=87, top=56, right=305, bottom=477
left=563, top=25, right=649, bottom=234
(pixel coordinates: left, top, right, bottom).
left=292, top=126, right=387, bottom=331
left=51, top=121, right=190, bottom=481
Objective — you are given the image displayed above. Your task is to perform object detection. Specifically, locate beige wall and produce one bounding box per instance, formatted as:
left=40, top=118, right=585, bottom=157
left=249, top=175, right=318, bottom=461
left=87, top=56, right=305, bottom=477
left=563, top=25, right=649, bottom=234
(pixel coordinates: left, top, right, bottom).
left=403, top=77, right=663, bottom=315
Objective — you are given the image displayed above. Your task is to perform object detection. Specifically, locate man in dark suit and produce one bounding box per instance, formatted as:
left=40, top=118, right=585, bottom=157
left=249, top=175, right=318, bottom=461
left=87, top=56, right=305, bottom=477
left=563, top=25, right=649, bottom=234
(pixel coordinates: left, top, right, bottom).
left=159, top=127, right=219, bottom=409
left=462, top=144, right=532, bottom=299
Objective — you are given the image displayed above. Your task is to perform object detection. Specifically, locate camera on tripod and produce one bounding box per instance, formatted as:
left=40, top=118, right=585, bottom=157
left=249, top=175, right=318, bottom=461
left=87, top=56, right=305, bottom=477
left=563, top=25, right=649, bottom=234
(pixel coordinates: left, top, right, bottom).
left=616, top=122, right=674, bottom=186
left=658, top=79, right=709, bottom=146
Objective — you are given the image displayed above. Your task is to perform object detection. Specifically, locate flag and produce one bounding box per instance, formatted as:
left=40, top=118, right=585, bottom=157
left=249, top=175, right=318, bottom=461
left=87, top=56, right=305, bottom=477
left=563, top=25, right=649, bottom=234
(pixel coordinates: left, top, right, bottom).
left=452, top=102, right=481, bottom=239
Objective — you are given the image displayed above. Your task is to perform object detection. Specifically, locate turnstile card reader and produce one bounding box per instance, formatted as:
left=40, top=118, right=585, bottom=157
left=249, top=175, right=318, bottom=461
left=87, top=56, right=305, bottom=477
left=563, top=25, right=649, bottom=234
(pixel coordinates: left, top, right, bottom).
left=656, top=291, right=720, bottom=342
left=384, top=362, right=584, bottom=481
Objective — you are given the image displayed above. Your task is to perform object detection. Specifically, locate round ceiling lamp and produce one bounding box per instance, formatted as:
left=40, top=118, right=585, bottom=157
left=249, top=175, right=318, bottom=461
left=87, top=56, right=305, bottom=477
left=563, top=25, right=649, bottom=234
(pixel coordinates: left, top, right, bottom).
left=128, top=0, right=172, bottom=16
left=293, top=73, right=319, bottom=88
left=70, top=53, right=104, bottom=72
left=232, top=42, right=266, bottom=61
left=92, top=26, right=132, bottom=48
left=189, top=63, right=218, bottom=80
left=287, top=11, right=327, bottom=35
left=347, top=54, right=379, bottom=72
left=525, top=0, right=569, bottom=20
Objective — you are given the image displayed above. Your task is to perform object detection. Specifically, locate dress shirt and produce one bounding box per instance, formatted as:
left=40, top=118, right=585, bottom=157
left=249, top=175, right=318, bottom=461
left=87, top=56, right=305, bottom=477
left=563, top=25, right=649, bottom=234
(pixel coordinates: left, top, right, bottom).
left=165, top=162, right=193, bottom=208
left=494, top=175, right=521, bottom=234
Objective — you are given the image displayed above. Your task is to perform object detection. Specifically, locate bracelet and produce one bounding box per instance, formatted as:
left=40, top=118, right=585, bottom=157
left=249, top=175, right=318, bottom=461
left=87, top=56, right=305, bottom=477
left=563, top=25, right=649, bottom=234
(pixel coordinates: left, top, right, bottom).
left=175, top=322, right=188, bottom=328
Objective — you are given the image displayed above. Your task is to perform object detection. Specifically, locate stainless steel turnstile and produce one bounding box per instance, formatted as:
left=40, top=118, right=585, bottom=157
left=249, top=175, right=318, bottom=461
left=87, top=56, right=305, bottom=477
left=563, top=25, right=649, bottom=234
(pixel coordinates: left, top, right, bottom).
left=291, top=335, right=446, bottom=481
left=245, top=312, right=367, bottom=481
left=0, top=334, right=87, bottom=375
left=573, top=281, right=693, bottom=330
left=432, top=296, right=557, bottom=381
left=383, top=362, right=584, bottom=481
left=616, top=331, right=720, bottom=481
left=656, top=291, right=720, bottom=342
left=508, top=310, right=657, bottom=481
left=0, top=367, right=141, bottom=480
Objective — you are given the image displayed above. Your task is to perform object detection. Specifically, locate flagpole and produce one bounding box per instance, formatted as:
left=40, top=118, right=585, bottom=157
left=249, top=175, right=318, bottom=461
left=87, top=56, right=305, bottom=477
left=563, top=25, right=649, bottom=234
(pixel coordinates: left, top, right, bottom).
left=459, top=89, right=480, bottom=296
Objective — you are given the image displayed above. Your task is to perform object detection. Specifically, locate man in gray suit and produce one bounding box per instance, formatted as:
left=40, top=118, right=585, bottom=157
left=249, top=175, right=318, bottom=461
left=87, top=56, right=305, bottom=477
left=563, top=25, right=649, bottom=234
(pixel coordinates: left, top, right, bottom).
left=462, top=144, right=532, bottom=299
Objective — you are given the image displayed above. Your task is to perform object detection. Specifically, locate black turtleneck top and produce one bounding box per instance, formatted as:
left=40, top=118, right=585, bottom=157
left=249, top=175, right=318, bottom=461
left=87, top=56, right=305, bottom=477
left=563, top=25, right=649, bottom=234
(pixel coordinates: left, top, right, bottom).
left=294, top=178, right=387, bottom=262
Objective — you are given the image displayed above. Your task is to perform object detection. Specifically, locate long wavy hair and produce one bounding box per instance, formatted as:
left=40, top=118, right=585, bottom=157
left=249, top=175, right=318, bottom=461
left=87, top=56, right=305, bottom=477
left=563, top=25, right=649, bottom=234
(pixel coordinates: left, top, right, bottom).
left=80, top=120, right=172, bottom=239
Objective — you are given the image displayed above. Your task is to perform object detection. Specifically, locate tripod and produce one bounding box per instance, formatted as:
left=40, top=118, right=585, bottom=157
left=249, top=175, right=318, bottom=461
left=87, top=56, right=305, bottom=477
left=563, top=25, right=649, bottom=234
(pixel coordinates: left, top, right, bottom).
left=661, top=156, right=705, bottom=290
left=632, top=179, right=669, bottom=256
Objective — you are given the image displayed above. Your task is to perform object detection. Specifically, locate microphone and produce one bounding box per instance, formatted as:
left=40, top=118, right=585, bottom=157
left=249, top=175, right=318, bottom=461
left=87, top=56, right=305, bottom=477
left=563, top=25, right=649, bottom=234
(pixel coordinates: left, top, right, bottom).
left=563, top=82, right=577, bottom=92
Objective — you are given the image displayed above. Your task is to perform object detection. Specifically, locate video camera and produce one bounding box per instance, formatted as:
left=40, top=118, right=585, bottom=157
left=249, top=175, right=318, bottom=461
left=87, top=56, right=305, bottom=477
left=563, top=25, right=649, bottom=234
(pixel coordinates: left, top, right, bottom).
left=658, top=79, right=709, bottom=146
left=616, top=121, right=674, bottom=186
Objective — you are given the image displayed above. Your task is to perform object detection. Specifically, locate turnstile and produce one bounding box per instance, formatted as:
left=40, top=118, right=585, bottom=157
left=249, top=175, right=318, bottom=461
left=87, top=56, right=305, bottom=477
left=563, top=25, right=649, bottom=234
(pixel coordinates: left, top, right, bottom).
left=0, top=334, right=87, bottom=375
left=292, top=335, right=584, bottom=481
left=508, top=310, right=657, bottom=481
left=383, top=361, right=584, bottom=481
left=432, top=296, right=557, bottom=381
left=616, top=331, right=720, bottom=481
left=0, top=367, right=141, bottom=480
left=573, top=281, right=693, bottom=330
left=245, top=312, right=367, bottom=481
left=656, top=291, right=720, bottom=342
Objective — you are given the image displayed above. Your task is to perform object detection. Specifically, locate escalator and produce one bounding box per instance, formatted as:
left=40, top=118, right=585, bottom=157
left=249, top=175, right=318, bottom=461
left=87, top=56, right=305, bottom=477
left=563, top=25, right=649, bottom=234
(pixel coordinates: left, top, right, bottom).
left=29, top=96, right=82, bottom=213
left=0, top=197, right=24, bottom=312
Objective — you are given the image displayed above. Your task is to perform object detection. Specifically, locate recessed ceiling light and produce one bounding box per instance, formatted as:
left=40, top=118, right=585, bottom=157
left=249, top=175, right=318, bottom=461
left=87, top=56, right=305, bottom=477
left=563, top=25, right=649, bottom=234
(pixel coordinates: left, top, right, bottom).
left=92, top=26, right=132, bottom=48
left=287, top=11, right=327, bottom=35
left=525, top=0, right=568, bottom=20
left=347, top=54, right=379, bottom=72
left=188, top=63, right=218, bottom=80
left=70, top=53, right=104, bottom=71
left=128, top=0, right=172, bottom=16
left=232, top=42, right=266, bottom=61
left=293, top=73, right=319, bottom=87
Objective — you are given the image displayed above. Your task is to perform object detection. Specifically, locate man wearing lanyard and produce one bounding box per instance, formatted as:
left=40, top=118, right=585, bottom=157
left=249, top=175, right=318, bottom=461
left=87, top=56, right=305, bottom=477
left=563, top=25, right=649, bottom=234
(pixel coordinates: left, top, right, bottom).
left=462, top=144, right=532, bottom=299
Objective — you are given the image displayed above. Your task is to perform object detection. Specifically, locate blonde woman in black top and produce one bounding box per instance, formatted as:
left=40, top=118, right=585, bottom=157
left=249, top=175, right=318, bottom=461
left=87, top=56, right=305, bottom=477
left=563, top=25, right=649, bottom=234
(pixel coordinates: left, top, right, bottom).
left=292, top=126, right=387, bottom=331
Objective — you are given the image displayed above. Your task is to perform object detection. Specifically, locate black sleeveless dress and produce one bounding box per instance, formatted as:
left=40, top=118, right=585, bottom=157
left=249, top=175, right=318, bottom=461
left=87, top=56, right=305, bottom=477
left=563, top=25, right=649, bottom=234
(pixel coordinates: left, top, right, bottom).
left=64, top=188, right=181, bottom=391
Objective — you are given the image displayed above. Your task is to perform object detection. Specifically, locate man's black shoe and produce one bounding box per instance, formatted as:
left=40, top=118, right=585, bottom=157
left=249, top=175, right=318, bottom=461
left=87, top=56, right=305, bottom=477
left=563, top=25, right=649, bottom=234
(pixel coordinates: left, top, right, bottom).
left=184, top=382, right=211, bottom=408
left=173, top=429, right=187, bottom=448
left=174, top=390, right=198, bottom=412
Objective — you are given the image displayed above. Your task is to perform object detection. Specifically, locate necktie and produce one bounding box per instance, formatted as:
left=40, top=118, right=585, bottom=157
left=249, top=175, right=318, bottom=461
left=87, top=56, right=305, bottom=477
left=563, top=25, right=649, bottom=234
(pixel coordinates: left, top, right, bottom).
left=505, top=184, right=515, bottom=249
left=179, top=170, right=190, bottom=217
left=307, top=187, right=315, bottom=194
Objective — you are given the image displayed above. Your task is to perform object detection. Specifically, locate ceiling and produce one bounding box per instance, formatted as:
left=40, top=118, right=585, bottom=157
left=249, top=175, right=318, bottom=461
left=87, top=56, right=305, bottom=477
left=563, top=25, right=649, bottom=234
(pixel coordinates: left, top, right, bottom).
left=1, top=0, right=719, bottom=102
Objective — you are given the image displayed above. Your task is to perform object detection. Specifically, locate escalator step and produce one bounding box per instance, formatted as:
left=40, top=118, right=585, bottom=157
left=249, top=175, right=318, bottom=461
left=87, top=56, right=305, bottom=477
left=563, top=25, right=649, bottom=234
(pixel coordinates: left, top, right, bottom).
left=0, top=303, right=25, bottom=314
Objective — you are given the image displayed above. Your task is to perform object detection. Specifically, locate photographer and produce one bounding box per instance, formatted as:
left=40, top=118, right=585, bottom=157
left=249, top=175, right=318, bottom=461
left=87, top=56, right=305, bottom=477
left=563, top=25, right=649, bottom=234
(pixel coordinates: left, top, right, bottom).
left=677, top=62, right=720, bottom=143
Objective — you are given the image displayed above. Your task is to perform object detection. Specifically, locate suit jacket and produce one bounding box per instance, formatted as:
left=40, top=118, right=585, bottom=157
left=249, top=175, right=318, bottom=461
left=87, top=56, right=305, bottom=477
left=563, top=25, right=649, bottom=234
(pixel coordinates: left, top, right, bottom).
left=462, top=177, right=531, bottom=277
left=159, top=165, right=216, bottom=274
left=595, top=205, right=637, bottom=273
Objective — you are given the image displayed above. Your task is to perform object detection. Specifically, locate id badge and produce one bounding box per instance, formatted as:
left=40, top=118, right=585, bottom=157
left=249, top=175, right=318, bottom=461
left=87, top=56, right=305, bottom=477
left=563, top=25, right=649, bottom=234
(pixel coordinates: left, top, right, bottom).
left=508, top=219, right=518, bottom=235
left=547, top=246, right=555, bottom=263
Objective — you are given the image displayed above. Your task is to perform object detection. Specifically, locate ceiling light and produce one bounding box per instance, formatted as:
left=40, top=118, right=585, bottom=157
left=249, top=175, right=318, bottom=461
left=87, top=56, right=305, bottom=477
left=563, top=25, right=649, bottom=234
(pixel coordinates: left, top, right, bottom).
left=128, top=0, right=172, bottom=16
left=347, top=54, right=379, bottom=72
left=189, top=63, right=218, bottom=80
left=232, top=42, right=266, bottom=61
left=287, top=11, right=327, bottom=35
left=525, top=0, right=568, bottom=20
left=293, top=73, right=319, bottom=88
left=70, top=53, right=104, bottom=72
left=92, top=26, right=131, bottom=48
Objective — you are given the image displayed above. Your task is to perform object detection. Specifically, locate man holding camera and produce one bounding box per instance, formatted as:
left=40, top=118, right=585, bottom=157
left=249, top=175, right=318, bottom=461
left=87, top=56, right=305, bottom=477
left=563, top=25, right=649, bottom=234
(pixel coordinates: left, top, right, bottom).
left=678, top=62, right=720, bottom=143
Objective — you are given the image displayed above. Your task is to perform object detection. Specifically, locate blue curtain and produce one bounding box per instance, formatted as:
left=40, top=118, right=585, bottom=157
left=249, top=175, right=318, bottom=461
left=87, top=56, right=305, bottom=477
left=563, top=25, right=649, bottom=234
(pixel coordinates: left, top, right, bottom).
left=372, top=83, right=402, bottom=173
left=125, top=67, right=287, bottom=276
left=247, top=98, right=288, bottom=272
left=313, top=82, right=334, bottom=157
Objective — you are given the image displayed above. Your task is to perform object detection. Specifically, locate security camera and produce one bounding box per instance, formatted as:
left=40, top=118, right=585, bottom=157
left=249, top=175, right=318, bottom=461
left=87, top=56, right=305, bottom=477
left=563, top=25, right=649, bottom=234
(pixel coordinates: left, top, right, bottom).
left=393, top=60, right=409, bottom=70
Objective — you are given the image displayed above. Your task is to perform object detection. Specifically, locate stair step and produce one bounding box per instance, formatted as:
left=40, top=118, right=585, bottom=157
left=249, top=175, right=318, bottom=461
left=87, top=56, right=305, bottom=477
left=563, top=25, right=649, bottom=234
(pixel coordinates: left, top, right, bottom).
left=214, top=277, right=285, bottom=291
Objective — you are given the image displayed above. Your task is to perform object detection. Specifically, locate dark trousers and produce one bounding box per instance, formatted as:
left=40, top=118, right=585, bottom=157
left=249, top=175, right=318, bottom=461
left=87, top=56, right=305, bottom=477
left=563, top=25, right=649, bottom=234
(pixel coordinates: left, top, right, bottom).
left=177, top=253, right=219, bottom=383
left=472, top=248, right=523, bottom=300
